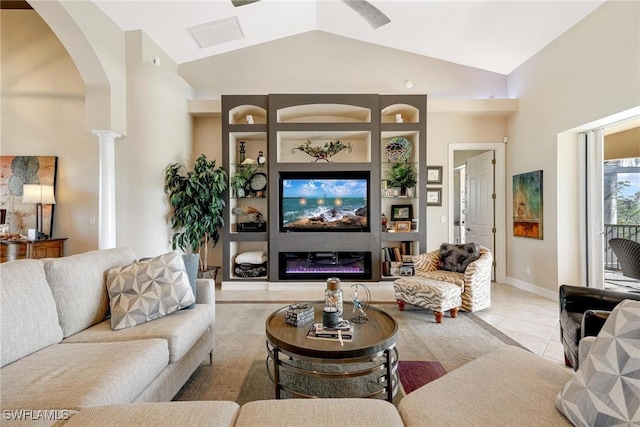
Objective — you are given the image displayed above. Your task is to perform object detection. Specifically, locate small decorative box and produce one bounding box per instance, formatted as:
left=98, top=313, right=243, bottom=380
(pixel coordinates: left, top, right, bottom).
left=285, top=302, right=314, bottom=327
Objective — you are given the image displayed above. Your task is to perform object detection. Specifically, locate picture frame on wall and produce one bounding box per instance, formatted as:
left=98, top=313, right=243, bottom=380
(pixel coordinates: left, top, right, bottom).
left=390, top=204, right=413, bottom=221
left=513, top=170, right=543, bottom=239
left=426, top=187, right=442, bottom=206
left=426, top=165, right=443, bottom=185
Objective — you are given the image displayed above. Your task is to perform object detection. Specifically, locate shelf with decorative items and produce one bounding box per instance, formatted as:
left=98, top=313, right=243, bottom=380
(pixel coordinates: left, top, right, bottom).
left=381, top=103, right=420, bottom=124
left=379, top=95, right=426, bottom=281
left=276, top=130, right=371, bottom=163
left=223, top=95, right=270, bottom=286
left=228, top=240, right=269, bottom=281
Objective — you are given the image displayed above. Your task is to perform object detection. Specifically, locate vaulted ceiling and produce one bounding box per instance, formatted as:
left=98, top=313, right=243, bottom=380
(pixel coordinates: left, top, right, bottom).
left=91, top=0, right=606, bottom=75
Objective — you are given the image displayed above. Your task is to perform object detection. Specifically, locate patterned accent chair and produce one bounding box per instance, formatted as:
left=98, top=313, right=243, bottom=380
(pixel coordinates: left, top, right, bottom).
left=412, top=246, right=493, bottom=312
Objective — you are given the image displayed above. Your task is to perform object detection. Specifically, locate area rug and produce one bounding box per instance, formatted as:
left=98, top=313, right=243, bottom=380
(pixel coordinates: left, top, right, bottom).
left=397, top=361, right=448, bottom=394
left=173, top=302, right=525, bottom=406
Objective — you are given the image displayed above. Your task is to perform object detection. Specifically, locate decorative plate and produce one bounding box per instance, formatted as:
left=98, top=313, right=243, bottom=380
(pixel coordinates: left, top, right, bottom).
left=385, top=137, right=412, bottom=162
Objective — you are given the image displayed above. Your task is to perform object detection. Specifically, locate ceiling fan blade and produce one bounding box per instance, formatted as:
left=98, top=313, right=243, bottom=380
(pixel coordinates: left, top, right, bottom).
left=340, top=0, right=390, bottom=29
left=231, top=0, right=260, bottom=7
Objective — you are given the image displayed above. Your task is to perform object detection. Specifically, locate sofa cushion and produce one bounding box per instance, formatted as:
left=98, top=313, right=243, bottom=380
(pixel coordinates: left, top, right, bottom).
left=236, top=399, right=404, bottom=427
left=0, top=340, right=169, bottom=411
left=437, top=242, right=480, bottom=273
left=556, top=299, right=640, bottom=426
left=64, top=303, right=213, bottom=363
left=44, top=248, right=137, bottom=337
left=398, top=346, right=573, bottom=426
left=62, top=402, right=240, bottom=427
left=0, top=259, right=63, bottom=367
left=107, top=251, right=195, bottom=330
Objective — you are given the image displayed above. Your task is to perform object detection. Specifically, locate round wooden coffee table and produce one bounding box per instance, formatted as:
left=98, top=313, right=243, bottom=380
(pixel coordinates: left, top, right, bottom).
left=265, top=302, right=399, bottom=402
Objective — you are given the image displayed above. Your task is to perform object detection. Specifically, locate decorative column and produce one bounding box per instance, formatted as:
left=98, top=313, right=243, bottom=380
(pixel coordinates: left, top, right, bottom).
left=91, top=130, right=121, bottom=249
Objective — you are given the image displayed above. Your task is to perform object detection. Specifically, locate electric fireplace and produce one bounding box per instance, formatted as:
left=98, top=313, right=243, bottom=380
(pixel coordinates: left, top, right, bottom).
left=279, top=251, right=372, bottom=281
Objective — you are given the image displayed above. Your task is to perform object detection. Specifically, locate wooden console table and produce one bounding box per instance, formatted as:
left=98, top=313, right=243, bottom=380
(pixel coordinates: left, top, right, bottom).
left=0, top=238, right=67, bottom=263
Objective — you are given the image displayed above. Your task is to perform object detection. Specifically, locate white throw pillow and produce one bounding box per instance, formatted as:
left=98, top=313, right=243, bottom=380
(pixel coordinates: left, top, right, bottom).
left=555, top=299, right=640, bottom=426
left=235, top=251, right=266, bottom=265
left=106, top=251, right=195, bottom=330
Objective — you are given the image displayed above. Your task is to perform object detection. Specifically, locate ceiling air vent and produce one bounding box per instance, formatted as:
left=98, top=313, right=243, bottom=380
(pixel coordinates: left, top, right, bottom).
left=187, top=17, right=244, bottom=49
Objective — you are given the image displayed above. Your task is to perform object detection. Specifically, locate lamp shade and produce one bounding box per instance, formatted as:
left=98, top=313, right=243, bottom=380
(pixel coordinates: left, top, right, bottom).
left=22, top=184, right=56, bottom=204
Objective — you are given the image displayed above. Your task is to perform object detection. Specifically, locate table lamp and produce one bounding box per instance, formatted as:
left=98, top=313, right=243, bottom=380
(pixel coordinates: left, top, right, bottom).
left=22, top=184, right=56, bottom=240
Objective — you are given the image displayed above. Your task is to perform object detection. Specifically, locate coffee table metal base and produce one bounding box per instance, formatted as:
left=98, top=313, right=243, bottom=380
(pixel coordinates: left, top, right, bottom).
left=266, top=341, right=399, bottom=402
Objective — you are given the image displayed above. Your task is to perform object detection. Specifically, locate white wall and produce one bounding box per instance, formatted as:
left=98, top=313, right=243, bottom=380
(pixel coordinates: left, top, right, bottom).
left=506, top=0, right=640, bottom=294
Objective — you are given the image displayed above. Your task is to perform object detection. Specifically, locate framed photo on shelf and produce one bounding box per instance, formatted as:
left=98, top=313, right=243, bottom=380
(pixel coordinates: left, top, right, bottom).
left=426, top=187, right=442, bottom=206
left=390, top=204, right=413, bottom=221
left=395, top=221, right=412, bottom=232
left=426, top=165, right=443, bottom=185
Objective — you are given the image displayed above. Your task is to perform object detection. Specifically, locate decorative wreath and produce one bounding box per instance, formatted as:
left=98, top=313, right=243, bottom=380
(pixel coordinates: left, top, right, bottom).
left=384, top=137, right=412, bottom=162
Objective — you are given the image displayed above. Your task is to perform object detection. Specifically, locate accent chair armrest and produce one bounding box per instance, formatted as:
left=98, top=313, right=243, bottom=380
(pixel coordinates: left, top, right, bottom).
left=581, top=309, right=610, bottom=338
left=558, top=284, right=640, bottom=316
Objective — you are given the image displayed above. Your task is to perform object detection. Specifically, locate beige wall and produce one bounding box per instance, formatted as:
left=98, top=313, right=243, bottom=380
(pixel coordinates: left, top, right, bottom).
left=506, top=0, right=640, bottom=294
left=1, top=11, right=196, bottom=260
left=1, top=10, right=99, bottom=255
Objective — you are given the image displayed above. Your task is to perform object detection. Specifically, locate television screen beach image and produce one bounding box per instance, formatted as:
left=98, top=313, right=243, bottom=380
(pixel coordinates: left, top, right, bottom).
left=280, top=172, right=369, bottom=232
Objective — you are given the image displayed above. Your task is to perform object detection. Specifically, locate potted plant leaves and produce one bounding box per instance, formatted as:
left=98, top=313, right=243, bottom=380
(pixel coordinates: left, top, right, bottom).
left=164, top=154, right=227, bottom=273
left=385, top=162, right=418, bottom=196
left=229, top=164, right=256, bottom=198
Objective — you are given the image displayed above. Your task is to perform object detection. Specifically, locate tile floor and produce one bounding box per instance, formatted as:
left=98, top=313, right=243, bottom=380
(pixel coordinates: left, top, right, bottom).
left=216, top=281, right=567, bottom=364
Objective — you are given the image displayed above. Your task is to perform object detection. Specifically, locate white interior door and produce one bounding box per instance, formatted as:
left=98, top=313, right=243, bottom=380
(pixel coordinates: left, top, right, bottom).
left=465, top=151, right=495, bottom=278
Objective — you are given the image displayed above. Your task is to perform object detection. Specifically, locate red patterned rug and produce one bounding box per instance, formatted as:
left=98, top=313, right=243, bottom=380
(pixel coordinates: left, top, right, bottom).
left=398, top=360, right=448, bottom=394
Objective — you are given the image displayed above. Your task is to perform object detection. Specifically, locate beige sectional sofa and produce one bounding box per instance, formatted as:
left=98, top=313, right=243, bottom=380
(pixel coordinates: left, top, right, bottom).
left=0, top=248, right=216, bottom=413
left=2, top=247, right=634, bottom=426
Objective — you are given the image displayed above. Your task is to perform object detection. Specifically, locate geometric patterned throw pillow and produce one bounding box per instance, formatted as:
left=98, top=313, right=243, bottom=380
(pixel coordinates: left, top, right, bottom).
left=555, top=299, right=640, bottom=426
left=106, top=251, right=195, bottom=330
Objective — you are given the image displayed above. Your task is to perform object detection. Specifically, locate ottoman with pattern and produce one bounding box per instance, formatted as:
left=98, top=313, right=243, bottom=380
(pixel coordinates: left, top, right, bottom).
left=393, top=277, right=462, bottom=323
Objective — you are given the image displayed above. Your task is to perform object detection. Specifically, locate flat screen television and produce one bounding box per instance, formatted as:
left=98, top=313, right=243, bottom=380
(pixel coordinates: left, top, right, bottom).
left=279, top=171, right=370, bottom=232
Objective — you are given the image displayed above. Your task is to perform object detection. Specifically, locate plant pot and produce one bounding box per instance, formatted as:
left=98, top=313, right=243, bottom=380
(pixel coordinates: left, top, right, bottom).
left=197, top=266, right=219, bottom=280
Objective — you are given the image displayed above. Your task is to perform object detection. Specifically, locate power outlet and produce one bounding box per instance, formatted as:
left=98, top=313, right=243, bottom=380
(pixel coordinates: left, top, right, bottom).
left=525, top=266, right=531, bottom=275
left=89, top=216, right=96, bottom=225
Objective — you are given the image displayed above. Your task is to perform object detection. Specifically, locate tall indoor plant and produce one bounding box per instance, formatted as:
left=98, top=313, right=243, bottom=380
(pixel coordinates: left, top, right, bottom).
left=164, top=154, right=227, bottom=272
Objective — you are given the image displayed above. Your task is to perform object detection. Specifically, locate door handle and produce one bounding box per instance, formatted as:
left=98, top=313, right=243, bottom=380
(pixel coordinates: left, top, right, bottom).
left=466, top=228, right=471, bottom=232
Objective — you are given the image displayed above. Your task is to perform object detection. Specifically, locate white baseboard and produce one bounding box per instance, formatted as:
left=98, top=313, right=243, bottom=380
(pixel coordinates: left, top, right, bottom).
left=504, top=277, right=559, bottom=302
left=221, top=281, right=269, bottom=291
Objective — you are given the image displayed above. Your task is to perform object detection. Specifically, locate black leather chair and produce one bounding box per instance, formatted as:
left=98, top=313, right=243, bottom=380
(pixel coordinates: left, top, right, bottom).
left=559, top=284, right=640, bottom=370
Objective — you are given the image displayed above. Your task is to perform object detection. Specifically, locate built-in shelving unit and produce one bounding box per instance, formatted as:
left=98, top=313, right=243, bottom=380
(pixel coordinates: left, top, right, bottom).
left=222, top=94, right=426, bottom=288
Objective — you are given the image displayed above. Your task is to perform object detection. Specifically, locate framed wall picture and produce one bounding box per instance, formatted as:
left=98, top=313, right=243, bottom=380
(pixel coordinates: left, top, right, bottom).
left=513, top=170, right=543, bottom=239
left=390, top=204, right=413, bottom=221
left=426, top=187, right=442, bottom=206
left=426, top=165, right=443, bottom=185
left=395, top=221, right=412, bottom=232
left=0, top=156, right=58, bottom=236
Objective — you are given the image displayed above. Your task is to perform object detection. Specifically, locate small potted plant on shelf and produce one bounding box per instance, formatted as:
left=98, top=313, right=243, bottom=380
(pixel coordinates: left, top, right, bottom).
left=230, top=163, right=256, bottom=198
left=385, top=162, right=418, bottom=197
left=164, top=154, right=227, bottom=274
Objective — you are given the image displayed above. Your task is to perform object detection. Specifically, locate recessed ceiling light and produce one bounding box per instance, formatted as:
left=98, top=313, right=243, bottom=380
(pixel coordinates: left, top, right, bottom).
left=404, top=80, right=414, bottom=89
